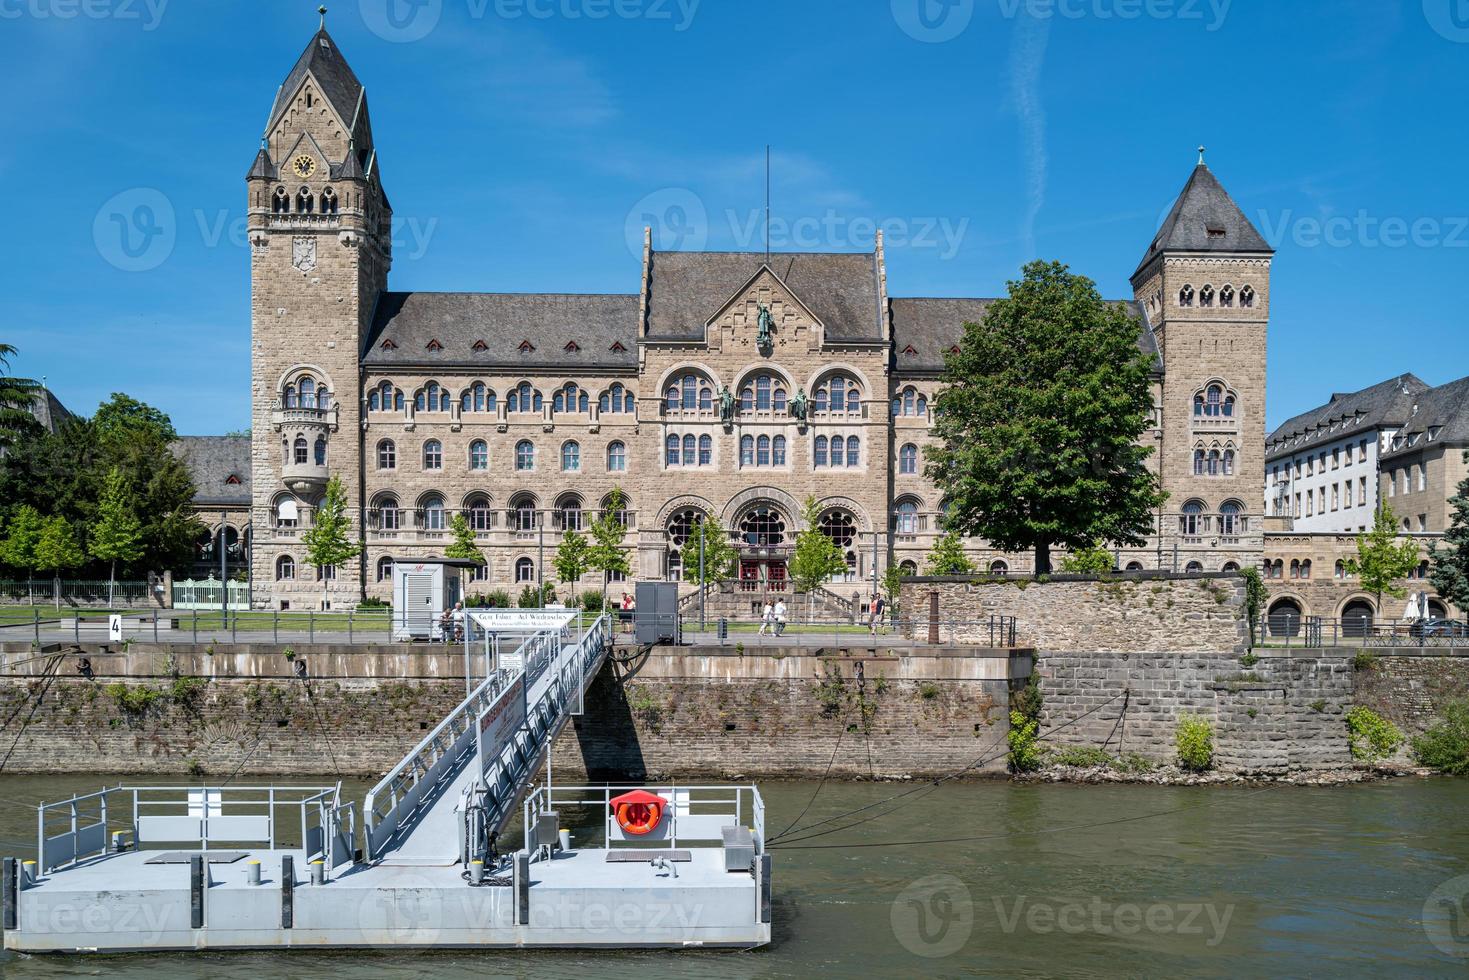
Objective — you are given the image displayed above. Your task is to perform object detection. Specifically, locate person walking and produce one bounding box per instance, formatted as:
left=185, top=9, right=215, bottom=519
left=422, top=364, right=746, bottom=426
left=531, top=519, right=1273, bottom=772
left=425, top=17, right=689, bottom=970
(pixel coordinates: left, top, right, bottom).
left=758, top=600, right=774, bottom=636
left=869, top=593, right=886, bottom=637
left=773, top=598, right=787, bottom=637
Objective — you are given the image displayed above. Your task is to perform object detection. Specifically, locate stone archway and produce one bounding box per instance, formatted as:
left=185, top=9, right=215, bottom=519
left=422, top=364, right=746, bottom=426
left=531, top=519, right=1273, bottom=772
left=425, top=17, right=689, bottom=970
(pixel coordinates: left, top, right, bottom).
left=1341, top=598, right=1375, bottom=638
left=1267, top=597, right=1304, bottom=638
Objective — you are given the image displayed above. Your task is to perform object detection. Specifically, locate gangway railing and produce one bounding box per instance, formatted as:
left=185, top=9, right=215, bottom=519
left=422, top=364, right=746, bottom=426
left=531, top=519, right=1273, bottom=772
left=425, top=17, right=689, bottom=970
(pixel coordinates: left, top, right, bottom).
left=521, top=783, right=765, bottom=857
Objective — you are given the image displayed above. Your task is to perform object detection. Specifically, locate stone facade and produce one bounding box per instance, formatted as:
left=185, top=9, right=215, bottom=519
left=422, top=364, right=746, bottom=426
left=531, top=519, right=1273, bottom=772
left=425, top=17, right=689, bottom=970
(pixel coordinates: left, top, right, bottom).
left=244, top=28, right=1273, bottom=611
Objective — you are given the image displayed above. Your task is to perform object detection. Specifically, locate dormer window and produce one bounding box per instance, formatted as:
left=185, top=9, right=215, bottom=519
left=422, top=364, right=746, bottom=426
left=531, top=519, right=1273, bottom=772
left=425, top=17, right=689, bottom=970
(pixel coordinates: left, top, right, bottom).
left=471, top=339, right=487, bottom=352
left=380, top=338, right=397, bottom=350
left=564, top=341, right=581, bottom=353
left=610, top=341, right=627, bottom=353
left=425, top=339, right=442, bottom=352
left=902, top=344, right=917, bottom=356
left=225, top=474, right=242, bottom=485
left=1207, top=227, right=1226, bottom=239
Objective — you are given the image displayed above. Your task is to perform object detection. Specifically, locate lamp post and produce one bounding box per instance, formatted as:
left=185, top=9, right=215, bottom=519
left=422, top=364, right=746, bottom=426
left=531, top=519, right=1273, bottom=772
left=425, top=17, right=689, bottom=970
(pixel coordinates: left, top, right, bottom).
left=698, top=520, right=706, bottom=631
left=537, top=508, right=545, bottom=604
left=219, top=510, right=228, bottom=623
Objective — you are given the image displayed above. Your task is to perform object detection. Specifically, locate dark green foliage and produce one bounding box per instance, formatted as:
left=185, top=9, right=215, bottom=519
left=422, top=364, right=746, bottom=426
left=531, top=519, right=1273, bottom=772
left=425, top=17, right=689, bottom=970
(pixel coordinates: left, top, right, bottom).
left=927, top=261, right=1165, bottom=574
left=1431, top=450, right=1469, bottom=611
left=1412, top=699, right=1469, bottom=775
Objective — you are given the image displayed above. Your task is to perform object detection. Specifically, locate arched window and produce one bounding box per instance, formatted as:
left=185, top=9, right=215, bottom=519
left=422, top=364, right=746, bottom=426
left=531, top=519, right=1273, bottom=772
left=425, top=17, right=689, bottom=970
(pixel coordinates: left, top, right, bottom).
left=894, top=499, right=919, bottom=536
left=1222, top=561, right=1240, bottom=573
left=508, top=382, right=542, bottom=413
left=1219, top=501, right=1243, bottom=536
left=1180, top=500, right=1205, bottom=537
left=273, top=186, right=289, bottom=214
left=423, top=440, right=442, bottom=470
left=666, top=435, right=681, bottom=467
left=553, top=383, right=589, bottom=414
left=370, top=381, right=403, bottom=412
left=682, top=434, right=696, bottom=466
left=1334, top=559, right=1347, bottom=580
left=1179, top=285, right=1194, bottom=307
left=846, top=435, right=860, bottom=467
left=313, top=436, right=327, bottom=466
left=469, top=440, right=488, bottom=470
left=461, top=383, right=495, bottom=413
left=740, top=374, right=787, bottom=415
left=1185, top=561, right=1204, bottom=573
left=420, top=494, right=447, bottom=531
left=512, top=495, right=537, bottom=532
left=738, top=506, right=787, bottom=547
left=274, top=494, right=299, bottom=529
left=814, top=435, right=828, bottom=467
left=320, top=187, right=337, bottom=215
left=295, top=187, right=313, bottom=214
left=740, top=435, right=754, bottom=467
left=819, top=510, right=859, bottom=583
left=1301, top=559, right=1313, bottom=580
left=1200, top=285, right=1215, bottom=307
left=515, top=557, right=535, bottom=583
left=600, top=493, right=629, bottom=529
left=377, top=439, right=396, bottom=470
left=561, top=441, right=581, bottom=472
left=1125, top=561, right=1145, bottom=571
left=899, top=443, right=918, bottom=475
left=600, top=384, right=635, bottom=414
left=990, top=560, right=1009, bottom=576
left=607, top=440, right=627, bottom=472
left=276, top=555, right=296, bottom=580
left=293, top=436, right=308, bottom=465
left=466, top=494, right=493, bottom=532
left=1220, top=285, right=1235, bottom=307
left=515, top=440, right=535, bottom=471
left=899, top=560, right=918, bottom=576
left=1207, top=449, right=1221, bottom=476
left=373, top=495, right=401, bottom=531
left=665, top=373, right=713, bottom=415
left=829, top=435, right=846, bottom=468
left=771, top=435, right=785, bottom=466
left=893, top=386, right=928, bottom=418
left=756, top=435, right=771, bottom=466
left=1240, top=285, right=1255, bottom=308
left=1193, top=449, right=1206, bottom=476
left=556, top=493, right=584, bottom=532
left=376, top=556, right=393, bottom=582
left=1222, top=448, right=1236, bottom=476
left=1289, top=559, right=1301, bottom=579
left=815, top=374, right=862, bottom=414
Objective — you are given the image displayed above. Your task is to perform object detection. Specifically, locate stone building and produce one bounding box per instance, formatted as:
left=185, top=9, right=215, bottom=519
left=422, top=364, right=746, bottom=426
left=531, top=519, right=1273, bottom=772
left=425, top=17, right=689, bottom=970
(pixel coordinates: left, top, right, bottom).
left=241, top=26, right=1273, bottom=610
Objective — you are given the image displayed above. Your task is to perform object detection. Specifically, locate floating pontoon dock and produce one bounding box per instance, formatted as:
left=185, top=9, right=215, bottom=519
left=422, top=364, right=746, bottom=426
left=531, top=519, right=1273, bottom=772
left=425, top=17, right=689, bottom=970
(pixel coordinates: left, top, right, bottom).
left=1, top=613, right=772, bottom=952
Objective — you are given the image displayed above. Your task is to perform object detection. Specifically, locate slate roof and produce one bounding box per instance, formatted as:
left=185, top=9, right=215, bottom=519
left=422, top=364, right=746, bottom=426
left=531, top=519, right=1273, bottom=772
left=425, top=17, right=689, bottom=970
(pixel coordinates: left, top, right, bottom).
left=1383, top=375, right=1469, bottom=458
left=363, top=292, right=640, bottom=371
left=888, top=297, right=1159, bottom=374
left=1134, top=164, right=1274, bottom=277
left=172, top=436, right=251, bottom=508
left=1265, top=373, right=1429, bottom=460
left=267, top=29, right=366, bottom=140
left=644, top=251, right=884, bottom=343
left=26, top=387, right=74, bottom=434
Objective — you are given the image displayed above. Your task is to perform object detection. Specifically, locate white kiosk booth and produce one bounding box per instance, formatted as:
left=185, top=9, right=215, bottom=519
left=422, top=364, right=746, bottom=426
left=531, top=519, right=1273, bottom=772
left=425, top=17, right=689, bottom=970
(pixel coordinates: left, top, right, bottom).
left=390, top=558, right=483, bottom=641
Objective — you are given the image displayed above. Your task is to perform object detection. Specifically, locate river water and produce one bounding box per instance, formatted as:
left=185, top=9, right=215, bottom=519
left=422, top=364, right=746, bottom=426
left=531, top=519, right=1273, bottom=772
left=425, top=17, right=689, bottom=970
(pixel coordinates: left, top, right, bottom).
left=2, top=773, right=1467, bottom=976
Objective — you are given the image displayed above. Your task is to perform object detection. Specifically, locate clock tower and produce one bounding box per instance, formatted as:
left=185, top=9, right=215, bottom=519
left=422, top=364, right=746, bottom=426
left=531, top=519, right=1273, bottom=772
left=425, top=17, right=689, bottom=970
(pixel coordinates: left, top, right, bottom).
left=245, top=22, right=391, bottom=607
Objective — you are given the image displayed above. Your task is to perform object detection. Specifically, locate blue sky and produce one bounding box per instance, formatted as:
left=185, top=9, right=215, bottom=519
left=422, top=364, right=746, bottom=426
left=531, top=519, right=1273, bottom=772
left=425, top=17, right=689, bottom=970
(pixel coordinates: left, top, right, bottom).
left=3, top=0, right=1466, bottom=435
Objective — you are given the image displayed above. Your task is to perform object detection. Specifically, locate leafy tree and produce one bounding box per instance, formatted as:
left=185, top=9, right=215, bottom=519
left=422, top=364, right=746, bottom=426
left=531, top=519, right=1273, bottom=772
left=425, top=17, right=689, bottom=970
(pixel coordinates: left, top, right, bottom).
left=927, top=260, right=1165, bottom=574
left=686, top=512, right=738, bottom=587
left=1238, top=566, right=1269, bottom=646
left=92, top=392, right=177, bottom=444
left=587, top=487, right=632, bottom=609
left=1059, top=542, right=1116, bottom=574
left=789, top=496, right=847, bottom=618
left=553, top=529, right=591, bottom=589
left=925, top=531, right=975, bottom=576
left=881, top=564, right=906, bottom=605
left=0, top=505, right=44, bottom=604
left=35, top=516, right=85, bottom=610
left=1430, top=449, right=1469, bottom=613
left=444, top=512, right=484, bottom=566
left=1347, top=503, right=1422, bottom=615
left=0, top=344, right=40, bottom=451
left=301, top=475, right=361, bottom=609
left=90, top=467, right=145, bottom=606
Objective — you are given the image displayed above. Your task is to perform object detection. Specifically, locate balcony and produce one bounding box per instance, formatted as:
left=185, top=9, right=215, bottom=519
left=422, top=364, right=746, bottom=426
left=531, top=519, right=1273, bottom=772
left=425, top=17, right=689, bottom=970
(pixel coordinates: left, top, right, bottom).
left=281, top=461, right=329, bottom=494
left=271, top=403, right=339, bottom=433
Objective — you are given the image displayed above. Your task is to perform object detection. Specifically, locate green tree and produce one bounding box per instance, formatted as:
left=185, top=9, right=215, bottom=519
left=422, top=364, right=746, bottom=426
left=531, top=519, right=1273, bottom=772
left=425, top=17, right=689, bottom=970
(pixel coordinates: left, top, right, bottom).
left=881, top=564, right=906, bottom=605
left=1239, top=566, right=1269, bottom=647
left=926, top=531, right=975, bottom=576
left=587, top=488, right=632, bottom=609
left=444, top=512, right=484, bottom=566
left=686, top=512, right=738, bottom=587
left=0, top=344, right=40, bottom=451
left=0, top=504, right=44, bottom=604
left=90, top=467, right=145, bottom=606
left=1347, top=503, right=1422, bottom=615
left=789, top=496, right=847, bottom=619
left=1430, top=449, right=1469, bottom=613
left=553, top=529, right=591, bottom=590
left=92, top=392, right=177, bottom=444
left=1059, top=542, right=1116, bottom=574
left=301, top=475, right=361, bottom=609
left=35, top=516, right=85, bottom=610
left=927, top=260, right=1165, bottom=574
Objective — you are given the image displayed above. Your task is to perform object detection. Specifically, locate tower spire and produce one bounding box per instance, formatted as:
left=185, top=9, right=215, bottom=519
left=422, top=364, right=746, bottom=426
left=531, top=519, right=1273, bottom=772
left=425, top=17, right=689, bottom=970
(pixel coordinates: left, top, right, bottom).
left=319, top=4, right=327, bottom=28
left=1197, top=144, right=1206, bottom=167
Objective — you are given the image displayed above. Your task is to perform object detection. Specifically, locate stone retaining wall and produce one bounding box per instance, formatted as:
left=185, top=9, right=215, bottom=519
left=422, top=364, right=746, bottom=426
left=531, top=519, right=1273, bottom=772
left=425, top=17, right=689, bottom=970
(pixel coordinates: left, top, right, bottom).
left=1352, top=650, right=1469, bottom=735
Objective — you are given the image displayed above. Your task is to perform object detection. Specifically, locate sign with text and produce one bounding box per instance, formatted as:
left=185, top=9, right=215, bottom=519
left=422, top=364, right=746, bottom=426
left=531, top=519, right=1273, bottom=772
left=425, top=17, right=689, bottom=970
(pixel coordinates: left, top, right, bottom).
left=476, top=675, right=527, bottom=778
left=467, top=611, right=576, bottom=633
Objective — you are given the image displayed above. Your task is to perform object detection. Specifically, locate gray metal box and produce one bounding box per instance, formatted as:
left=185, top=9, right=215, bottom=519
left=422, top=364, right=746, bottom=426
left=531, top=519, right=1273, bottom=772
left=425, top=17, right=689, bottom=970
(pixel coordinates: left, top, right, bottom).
left=721, top=825, right=754, bottom=873
left=635, top=582, right=681, bottom=645
left=533, top=811, right=560, bottom=847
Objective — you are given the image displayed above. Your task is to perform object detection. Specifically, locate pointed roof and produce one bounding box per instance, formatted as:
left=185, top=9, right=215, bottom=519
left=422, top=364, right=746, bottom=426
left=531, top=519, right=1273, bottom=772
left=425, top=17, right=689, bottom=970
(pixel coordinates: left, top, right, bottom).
left=266, top=28, right=366, bottom=139
left=1134, top=163, right=1273, bottom=277
left=247, top=145, right=274, bottom=180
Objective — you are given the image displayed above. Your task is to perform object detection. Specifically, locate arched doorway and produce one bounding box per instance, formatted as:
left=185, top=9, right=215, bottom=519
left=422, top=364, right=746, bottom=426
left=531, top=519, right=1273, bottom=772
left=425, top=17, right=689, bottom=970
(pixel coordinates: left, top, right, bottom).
left=1268, top=597, right=1303, bottom=638
left=1428, top=598, right=1449, bottom=620
left=1341, top=599, right=1375, bottom=638
left=735, top=503, right=789, bottom=593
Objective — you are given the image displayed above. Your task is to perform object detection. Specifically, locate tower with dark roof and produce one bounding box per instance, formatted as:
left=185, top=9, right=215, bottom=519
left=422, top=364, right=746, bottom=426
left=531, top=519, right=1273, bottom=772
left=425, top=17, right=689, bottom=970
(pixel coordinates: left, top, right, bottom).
left=246, top=23, right=392, bottom=604
left=1131, top=152, right=1274, bottom=569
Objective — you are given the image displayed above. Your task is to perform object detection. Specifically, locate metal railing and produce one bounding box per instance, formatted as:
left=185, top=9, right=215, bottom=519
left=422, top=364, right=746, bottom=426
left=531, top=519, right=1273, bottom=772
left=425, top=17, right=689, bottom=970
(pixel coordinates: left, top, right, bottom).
left=614, top=612, right=1021, bottom=649
left=521, top=783, right=764, bottom=857
left=0, top=580, right=155, bottom=606
left=34, top=784, right=343, bottom=873
left=0, top=607, right=397, bottom=646
left=1257, top=615, right=1469, bottom=649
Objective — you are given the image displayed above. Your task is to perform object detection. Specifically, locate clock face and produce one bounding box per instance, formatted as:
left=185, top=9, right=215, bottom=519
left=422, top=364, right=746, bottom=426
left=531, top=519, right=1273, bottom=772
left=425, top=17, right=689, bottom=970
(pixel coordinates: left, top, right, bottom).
left=292, top=155, right=316, bottom=179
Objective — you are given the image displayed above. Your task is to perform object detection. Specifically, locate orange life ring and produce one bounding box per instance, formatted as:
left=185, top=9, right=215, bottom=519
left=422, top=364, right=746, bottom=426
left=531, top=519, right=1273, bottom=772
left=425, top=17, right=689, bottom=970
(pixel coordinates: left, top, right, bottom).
left=610, top=789, right=666, bottom=836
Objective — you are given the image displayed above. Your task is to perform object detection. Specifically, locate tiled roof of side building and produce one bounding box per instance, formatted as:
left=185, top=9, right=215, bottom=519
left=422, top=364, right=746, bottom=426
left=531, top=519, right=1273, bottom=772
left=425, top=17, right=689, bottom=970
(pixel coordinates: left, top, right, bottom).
left=644, top=250, right=884, bottom=343
left=172, top=436, right=251, bottom=507
left=1266, top=373, right=1430, bottom=459
left=1383, top=375, right=1469, bottom=456
left=1134, top=163, right=1274, bottom=277
left=888, top=297, right=1158, bottom=374
left=363, top=292, right=640, bottom=371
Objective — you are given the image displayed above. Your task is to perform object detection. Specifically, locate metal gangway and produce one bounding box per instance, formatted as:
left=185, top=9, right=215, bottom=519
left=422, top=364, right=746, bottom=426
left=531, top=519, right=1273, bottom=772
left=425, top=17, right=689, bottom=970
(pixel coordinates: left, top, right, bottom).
left=361, top=610, right=611, bottom=865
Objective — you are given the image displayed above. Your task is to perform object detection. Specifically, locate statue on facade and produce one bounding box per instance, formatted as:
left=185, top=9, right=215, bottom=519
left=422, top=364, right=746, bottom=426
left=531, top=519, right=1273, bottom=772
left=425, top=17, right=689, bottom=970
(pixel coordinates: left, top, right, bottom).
left=718, top=386, right=736, bottom=424
left=790, top=388, right=809, bottom=422
left=755, top=304, right=774, bottom=354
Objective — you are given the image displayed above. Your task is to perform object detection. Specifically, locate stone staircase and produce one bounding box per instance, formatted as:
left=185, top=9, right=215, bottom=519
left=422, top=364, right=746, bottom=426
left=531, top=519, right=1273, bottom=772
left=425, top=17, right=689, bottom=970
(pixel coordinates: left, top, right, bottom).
left=678, top=582, right=862, bottom=623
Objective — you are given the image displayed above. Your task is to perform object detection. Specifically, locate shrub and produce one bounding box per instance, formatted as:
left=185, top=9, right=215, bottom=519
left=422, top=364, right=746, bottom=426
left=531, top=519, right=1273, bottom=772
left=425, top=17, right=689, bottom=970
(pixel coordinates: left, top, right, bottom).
left=1412, top=699, right=1469, bottom=775
left=1239, top=652, right=1260, bottom=668
left=1050, top=746, right=1114, bottom=768
left=814, top=664, right=846, bottom=716
left=1012, top=674, right=1044, bottom=720
left=1176, top=715, right=1214, bottom=772
left=1007, top=710, right=1045, bottom=772
left=517, top=585, right=542, bottom=609
left=105, top=682, right=162, bottom=716
left=581, top=591, right=604, bottom=612
left=356, top=597, right=389, bottom=609
left=488, top=589, right=512, bottom=609
left=1113, top=752, right=1156, bottom=774
left=1352, top=651, right=1379, bottom=672
left=1345, top=706, right=1404, bottom=762
left=169, top=676, right=207, bottom=713
left=917, top=681, right=942, bottom=701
